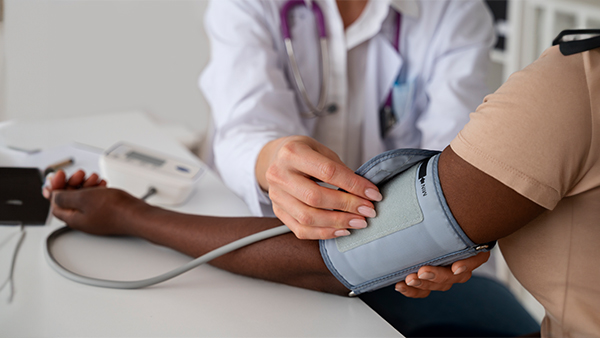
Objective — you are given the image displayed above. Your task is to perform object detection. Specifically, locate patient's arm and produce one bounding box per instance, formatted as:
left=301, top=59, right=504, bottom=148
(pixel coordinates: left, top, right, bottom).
left=47, top=170, right=488, bottom=297
left=50, top=184, right=346, bottom=294
left=438, top=147, right=545, bottom=244
left=392, top=147, right=546, bottom=296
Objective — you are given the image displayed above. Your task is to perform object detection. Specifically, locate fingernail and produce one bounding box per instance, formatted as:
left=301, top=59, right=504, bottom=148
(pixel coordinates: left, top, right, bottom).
left=407, top=279, right=422, bottom=287
left=43, top=172, right=55, bottom=190
left=334, top=230, right=351, bottom=237
left=418, top=272, right=435, bottom=280
left=454, top=266, right=467, bottom=275
left=357, top=206, right=376, bottom=218
left=365, top=188, right=382, bottom=201
left=42, top=174, right=55, bottom=197
left=395, top=286, right=407, bottom=293
left=349, top=219, right=367, bottom=229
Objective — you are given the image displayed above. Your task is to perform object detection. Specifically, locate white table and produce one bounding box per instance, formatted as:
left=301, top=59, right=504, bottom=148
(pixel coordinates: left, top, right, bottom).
left=0, top=112, right=401, bottom=337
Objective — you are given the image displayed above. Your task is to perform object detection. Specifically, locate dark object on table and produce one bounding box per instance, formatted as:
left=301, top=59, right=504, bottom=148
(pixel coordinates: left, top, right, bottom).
left=0, top=167, right=50, bottom=225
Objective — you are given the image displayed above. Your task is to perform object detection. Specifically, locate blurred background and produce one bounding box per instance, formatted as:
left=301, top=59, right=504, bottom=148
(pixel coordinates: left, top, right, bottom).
left=2, top=0, right=600, bottom=155
left=0, top=0, right=599, bottom=324
left=0, top=0, right=211, bottom=155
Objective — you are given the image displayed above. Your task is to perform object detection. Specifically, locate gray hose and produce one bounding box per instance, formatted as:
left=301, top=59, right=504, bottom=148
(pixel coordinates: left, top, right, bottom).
left=44, top=225, right=291, bottom=289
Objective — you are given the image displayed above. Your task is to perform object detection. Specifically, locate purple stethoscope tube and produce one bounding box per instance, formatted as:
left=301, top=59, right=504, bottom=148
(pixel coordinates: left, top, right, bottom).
left=280, top=0, right=330, bottom=118
left=280, top=0, right=401, bottom=118
left=385, top=11, right=402, bottom=110
left=280, top=0, right=327, bottom=39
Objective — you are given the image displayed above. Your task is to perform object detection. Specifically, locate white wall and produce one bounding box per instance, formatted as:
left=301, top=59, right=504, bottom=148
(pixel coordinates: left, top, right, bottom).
left=0, top=22, right=5, bottom=122
left=3, top=0, right=211, bottom=141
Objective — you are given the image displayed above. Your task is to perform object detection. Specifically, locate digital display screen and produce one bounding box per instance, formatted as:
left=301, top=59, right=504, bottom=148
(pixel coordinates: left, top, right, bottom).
left=126, top=151, right=165, bottom=166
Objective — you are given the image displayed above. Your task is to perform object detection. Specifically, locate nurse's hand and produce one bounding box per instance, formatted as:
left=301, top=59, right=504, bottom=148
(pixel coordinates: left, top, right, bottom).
left=256, top=135, right=382, bottom=240
left=394, top=251, right=491, bottom=298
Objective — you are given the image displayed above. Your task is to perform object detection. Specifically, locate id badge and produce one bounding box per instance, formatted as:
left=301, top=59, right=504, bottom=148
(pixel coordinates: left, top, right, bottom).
left=380, top=78, right=416, bottom=138
left=391, top=79, right=416, bottom=125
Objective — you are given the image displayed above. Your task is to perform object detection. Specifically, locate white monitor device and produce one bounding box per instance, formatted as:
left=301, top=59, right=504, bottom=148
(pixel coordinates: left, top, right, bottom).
left=100, top=142, right=205, bottom=205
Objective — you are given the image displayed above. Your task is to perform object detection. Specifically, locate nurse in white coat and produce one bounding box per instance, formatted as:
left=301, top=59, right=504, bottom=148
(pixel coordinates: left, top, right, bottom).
left=200, top=1, right=542, bottom=336
left=201, top=0, right=496, bottom=240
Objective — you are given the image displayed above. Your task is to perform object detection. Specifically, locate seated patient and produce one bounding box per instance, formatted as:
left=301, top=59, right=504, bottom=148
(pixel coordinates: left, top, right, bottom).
left=46, top=41, right=600, bottom=337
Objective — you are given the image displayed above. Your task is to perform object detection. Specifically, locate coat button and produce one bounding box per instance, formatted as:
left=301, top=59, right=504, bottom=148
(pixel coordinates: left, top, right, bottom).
left=326, top=104, right=338, bottom=114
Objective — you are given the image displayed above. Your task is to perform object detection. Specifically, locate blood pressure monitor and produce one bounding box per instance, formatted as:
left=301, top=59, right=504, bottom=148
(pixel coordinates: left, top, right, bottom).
left=99, top=142, right=205, bottom=205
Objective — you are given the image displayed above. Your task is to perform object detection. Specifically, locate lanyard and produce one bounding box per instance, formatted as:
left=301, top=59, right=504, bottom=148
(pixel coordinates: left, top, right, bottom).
left=384, top=11, right=402, bottom=110
left=380, top=11, right=402, bottom=137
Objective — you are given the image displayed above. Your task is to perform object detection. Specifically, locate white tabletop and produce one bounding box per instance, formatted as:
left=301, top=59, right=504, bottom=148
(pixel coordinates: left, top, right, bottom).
left=0, top=112, right=401, bottom=337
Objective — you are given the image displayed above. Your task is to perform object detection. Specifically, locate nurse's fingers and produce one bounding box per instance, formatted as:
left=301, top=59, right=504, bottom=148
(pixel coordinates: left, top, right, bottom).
left=291, top=144, right=382, bottom=203
left=266, top=138, right=382, bottom=204
left=271, top=169, right=376, bottom=217
left=275, top=209, right=344, bottom=240
left=271, top=189, right=363, bottom=239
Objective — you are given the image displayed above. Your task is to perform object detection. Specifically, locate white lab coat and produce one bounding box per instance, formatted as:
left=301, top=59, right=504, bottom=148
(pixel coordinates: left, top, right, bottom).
left=200, top=0, right=495, bottom=217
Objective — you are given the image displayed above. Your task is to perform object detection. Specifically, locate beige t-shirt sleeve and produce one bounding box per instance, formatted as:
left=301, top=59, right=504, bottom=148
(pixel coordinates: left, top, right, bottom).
left=450, top=46, right=593, bottom=210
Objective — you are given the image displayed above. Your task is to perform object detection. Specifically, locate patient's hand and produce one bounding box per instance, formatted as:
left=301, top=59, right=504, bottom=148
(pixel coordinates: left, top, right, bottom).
left=395, top=251, right=490, bottom=298
left=43, top=170, right=141, bottom=236
left=42, top=169, right=106, bottom=198
left=51, top=187, right=145, bottom=236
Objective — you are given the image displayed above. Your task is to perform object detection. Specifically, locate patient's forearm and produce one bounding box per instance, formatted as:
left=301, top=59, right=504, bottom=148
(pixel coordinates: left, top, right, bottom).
left=126, top=204, right=349, bottom=295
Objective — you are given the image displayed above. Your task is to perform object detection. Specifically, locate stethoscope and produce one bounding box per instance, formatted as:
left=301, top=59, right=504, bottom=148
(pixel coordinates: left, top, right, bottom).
left=280, top=0, right=402, bottom=120
left=281, top=0, right=330, bottom=118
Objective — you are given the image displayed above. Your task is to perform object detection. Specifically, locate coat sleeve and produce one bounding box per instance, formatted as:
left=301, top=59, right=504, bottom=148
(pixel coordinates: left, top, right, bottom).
left=416, top=0, right=496, bottom=150
left=199, top=0, right=308, bottom=216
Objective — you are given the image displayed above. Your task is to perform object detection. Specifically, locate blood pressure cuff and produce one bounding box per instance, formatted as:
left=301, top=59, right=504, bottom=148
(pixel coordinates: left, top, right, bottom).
left=319, top=149, right=495, bottom=296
